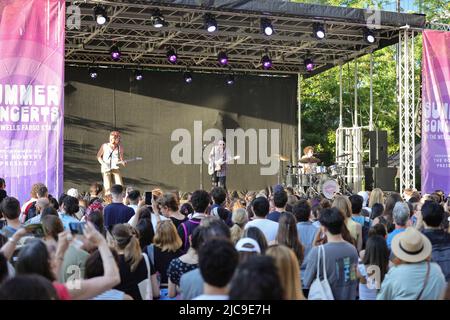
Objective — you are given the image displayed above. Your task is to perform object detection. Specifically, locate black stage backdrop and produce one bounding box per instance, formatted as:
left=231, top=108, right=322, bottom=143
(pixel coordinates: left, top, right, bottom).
left=64, top=67, right=297, bottom=193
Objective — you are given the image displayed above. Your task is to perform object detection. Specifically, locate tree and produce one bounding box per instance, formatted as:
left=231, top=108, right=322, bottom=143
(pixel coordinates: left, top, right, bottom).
left=291, top=0, right=442, bottom=165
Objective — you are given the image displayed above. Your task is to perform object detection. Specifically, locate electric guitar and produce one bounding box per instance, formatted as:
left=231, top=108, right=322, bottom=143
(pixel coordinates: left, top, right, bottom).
left=208, top=156, right=240, bottom=175
left=101, top=157, right=143, bottom=174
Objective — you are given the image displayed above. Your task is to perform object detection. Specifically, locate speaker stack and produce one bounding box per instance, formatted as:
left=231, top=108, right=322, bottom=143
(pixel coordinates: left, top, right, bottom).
left=364, top=130, right=397, bottom=191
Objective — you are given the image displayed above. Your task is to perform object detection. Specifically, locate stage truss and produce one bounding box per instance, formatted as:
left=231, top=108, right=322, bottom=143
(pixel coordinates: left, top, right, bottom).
left=65, top=0, right=430, bottom=192
left=398, top=28, right=416, bottom=193
left=65, top=0, right=412, bottom=76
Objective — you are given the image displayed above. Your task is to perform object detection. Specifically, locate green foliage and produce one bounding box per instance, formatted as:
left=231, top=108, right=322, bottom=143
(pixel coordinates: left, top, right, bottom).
left=291, top=0, right=447, bottom=163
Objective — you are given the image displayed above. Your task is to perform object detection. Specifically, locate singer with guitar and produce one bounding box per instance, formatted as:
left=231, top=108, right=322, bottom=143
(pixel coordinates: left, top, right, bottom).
left=97, top=131, right=125, bottom=195
left=208, top=139, right=239, bottom=190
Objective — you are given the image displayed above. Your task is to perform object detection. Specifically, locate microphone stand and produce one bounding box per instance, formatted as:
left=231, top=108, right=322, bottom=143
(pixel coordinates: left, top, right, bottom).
left=200, top=144, right=207, bottom=189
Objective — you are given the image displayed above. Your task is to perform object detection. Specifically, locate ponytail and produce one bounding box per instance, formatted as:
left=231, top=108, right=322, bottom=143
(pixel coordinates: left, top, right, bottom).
left=111, top=224, right=142, bottom=272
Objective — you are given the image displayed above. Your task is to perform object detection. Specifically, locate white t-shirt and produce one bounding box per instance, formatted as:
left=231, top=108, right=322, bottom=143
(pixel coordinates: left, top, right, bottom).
left=128, top=204, right=138, bottom=213
left=358, top=263, right=378, bottom=300
left=193, top=294, right=228, bottom=300
left=244, top=218, right=279, bottom=242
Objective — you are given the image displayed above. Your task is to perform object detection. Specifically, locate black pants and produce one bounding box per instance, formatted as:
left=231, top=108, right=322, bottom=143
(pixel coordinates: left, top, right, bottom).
left=212, top=174, right=226, bottom=190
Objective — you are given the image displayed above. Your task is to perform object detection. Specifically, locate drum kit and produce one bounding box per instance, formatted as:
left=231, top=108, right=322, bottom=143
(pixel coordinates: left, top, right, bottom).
left=282, top=153, right=352, bottom=199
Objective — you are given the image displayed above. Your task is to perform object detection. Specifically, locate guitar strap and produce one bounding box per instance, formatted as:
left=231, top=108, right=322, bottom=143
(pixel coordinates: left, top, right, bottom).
left=107, top=143, right=118, bottom=171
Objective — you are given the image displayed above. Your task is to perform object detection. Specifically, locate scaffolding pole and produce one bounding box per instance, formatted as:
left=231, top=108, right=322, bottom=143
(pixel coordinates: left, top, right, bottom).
left=354, top=61, right=358, bottom=127
left=398, top=27, right=416, bottom=193
left=339, top=64, right=343, bottom=128
left=297, top=73, right=302, bottom=168
left=369, top=53, right=374, bottom=131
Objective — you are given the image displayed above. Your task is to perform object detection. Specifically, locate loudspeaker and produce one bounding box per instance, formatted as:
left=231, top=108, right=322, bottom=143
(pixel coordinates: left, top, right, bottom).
left=364, top=167, right=397, bottom=191
left=364, top=167, right=374, bottom=191
left=367, top=130, right=388, bottom=167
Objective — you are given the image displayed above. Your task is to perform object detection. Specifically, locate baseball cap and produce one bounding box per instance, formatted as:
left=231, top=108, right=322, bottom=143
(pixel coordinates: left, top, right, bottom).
left=235, top=237, right=261, bottom=254
left=67, top=188, right=80, bottom=199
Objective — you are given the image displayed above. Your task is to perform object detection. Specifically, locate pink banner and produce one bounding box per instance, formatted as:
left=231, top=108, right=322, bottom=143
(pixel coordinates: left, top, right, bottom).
left=0, top=0, right=65, bottom=203
left=422, top=30, right=450, bottom=194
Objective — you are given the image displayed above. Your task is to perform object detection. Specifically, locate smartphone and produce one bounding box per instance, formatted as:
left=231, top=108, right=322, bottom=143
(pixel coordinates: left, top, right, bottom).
left=69, top=222, right=86, bottom=235
left=145, top=191, right=153, bottom=206
left=25, top=223, right=45, bottom=238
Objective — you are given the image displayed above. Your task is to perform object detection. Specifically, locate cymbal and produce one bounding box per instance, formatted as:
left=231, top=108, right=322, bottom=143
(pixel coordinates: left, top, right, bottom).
left=299, top=156, right=321, bottom=164
left=336, top=153, right=352, bottom=158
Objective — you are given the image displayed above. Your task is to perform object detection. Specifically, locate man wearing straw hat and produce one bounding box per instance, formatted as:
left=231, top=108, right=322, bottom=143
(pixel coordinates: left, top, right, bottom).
left=377, top=227, right=447, bottom=300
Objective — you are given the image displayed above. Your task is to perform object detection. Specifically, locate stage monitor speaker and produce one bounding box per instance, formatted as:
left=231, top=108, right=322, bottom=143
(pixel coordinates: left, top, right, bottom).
left=364, top=167, right=397, bottom=191
left=367, top=130, right=388, bottom=167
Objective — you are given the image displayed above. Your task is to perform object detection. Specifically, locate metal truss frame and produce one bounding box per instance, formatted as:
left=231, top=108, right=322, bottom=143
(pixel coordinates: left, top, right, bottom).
left=64, top=0, right=401, bottom=76
left=335, top=126, right=365, bottom=193
left=398, top=27, right=416, bottom=193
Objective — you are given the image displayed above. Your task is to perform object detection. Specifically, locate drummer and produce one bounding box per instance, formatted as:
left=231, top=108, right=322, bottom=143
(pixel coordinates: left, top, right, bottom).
left=300, top=146, right=318, bottom=174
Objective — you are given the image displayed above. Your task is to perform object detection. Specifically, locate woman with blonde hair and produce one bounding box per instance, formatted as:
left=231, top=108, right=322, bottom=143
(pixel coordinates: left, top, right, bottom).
left=332, top=196, right=362, bottom=251
left=266, top=244, right=305, bottom=300
left=146, top=220, right=183, bottom=289
left=230, top=208, right=248, bottom=244
left=111, top=224, right=159, bottom=300
left=368, top=188, right=384, bottom=208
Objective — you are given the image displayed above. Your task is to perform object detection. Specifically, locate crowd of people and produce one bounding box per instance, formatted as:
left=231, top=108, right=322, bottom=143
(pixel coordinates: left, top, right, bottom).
left=0, top=177, right=449, bottom=300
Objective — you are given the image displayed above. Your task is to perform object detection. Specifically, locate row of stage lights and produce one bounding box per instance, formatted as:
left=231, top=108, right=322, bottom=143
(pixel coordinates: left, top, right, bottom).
left=108, top=45, right=314, bottom=72
left=92, top=5, right=376, bottom=77
left=94, top=5, right=376, bottom=43
left=88, top=67, right=236, bottom=85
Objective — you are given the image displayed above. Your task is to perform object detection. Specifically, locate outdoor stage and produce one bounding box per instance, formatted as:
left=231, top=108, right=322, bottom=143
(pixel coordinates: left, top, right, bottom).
left=4, top=0, right=450, bottom=203
left=63, top=0, right=426, bottom=194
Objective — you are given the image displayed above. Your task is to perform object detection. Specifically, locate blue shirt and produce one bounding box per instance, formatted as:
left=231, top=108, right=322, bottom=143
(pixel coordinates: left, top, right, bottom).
left=267, top=210, right=282, bottom=222
left=297, top=222, right=320, bottom=260
left=104, top=203, right=135, bottom=230
left=297, top=221, right=320, bottom=288
left=351, top=215, right=370, bottom=227
left=386, top=228, right=406, bottom=249
left=377, top=262, right=446, bottom=300
left=58, top=213, right=79, bottom=230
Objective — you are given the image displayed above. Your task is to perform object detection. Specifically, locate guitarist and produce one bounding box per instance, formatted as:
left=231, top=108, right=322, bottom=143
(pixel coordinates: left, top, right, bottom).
left=209, top=139, right=229, bottom=190
left=97, top=131, right=125, bottom=194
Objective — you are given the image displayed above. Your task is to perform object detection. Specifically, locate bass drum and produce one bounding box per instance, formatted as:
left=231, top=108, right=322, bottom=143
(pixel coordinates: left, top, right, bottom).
left=318, top=178, right=340, bottom=199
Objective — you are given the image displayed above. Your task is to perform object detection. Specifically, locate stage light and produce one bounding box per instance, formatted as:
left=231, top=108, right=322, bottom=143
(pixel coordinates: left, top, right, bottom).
left=167, top=49, right=178, bottom=64
left=226, top=74, right=235, bottom=85
left=110, top=45, right=121, bottom=61
left=134, top=70, right=143, bottom=81
left=88, top=67, right=98, bottom=79
left=261, top=54, right=272, bottom=69
left=218, top=52, right=228, bottom=66
left=151, top=9, right=165, bottom=28
left=364, top=29, right=376, bottom=44
left=204, top=14, right=217, bottom=33
left=184, top=72, right=193, bottom=83
left=94, top=6, right=108, bottom=25
left=261, top=18, right=274, bottom=36
left=313, top=23, right=326, bottom=40
left=304, top=58, right=314, bottom=72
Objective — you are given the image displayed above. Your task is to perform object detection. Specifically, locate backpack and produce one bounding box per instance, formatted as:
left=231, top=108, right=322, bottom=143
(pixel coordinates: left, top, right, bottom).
left=179, top=219, right=201, bottom=253
left=22, top=201, right=37, bottom=223
left=361, top=217, right=371, bottom=249
left=430, top=244, right=450, bottom=282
